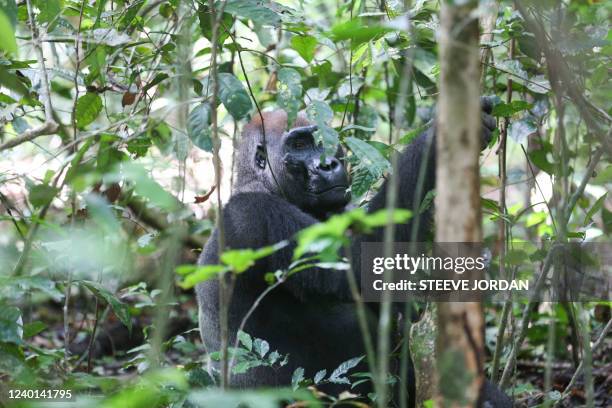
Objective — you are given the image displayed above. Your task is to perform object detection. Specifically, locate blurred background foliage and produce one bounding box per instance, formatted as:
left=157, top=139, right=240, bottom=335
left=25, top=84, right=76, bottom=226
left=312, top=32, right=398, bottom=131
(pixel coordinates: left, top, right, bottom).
left=0, top=0, right=610, bottom=406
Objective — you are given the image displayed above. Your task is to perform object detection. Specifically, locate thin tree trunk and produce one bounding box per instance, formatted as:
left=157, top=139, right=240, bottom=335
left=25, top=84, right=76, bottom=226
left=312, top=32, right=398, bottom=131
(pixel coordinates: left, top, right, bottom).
left=435, top=1, right=484, bottom=407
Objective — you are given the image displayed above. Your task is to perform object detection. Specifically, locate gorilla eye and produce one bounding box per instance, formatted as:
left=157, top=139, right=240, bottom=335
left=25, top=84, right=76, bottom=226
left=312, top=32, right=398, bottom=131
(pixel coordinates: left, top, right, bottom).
left=293, top=140, right=308, bottom=150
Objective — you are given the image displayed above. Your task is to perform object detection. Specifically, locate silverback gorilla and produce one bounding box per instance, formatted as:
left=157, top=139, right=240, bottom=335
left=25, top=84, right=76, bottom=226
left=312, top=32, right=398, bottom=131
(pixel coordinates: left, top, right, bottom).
left=196, top=101, right=512, bottom=407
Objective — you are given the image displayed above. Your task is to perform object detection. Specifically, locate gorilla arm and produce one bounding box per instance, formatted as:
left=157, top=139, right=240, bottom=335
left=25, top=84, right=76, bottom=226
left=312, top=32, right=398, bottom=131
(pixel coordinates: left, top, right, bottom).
left=197, top=192, right=355, bottom=302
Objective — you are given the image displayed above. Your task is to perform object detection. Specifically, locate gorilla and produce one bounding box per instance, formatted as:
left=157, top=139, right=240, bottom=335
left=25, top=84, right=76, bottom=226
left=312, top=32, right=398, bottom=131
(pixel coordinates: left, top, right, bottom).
left=196, top=102, right=512, bottom=407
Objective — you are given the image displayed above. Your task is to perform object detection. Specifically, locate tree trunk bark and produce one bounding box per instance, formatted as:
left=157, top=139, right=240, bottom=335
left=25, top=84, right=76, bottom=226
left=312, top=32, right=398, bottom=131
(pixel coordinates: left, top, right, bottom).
left=434, top=1, right=485, bottom=407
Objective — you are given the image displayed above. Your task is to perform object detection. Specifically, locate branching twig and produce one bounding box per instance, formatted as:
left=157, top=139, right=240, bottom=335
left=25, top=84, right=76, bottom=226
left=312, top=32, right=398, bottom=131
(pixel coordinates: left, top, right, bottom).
left=514, top=1, right=612, bottom=154
left=0, top=0, right=59, bottom=152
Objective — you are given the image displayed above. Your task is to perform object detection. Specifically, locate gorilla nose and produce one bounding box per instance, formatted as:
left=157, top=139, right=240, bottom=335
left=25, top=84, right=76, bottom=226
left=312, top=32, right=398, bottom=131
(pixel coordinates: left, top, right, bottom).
left=317, top=156, right=340, bottom=172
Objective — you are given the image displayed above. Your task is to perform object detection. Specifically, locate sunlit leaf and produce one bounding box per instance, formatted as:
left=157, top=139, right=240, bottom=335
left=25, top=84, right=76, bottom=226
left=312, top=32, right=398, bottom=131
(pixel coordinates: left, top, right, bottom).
left=291, top=35, right=317, bottom=62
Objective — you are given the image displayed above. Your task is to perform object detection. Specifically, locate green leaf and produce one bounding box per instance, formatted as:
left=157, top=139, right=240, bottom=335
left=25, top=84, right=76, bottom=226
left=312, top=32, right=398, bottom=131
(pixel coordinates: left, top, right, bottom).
left=306, top=100, right=339, bottom=155
left=222, top=0, right=281, bottom=27
left=220, top=241, right=288, bottom=273
left=528, top=148, right=554, bottom=175
left=0, top=0, right=17, bottom=26
left=188, top=103, right=213, bottom=151
left=75, top=92, right=103, bottom=129
left=345, top=136, right=390, bottom=179
left=0, top=306, right=22, bottom=344
left=23, top=321, right=46, bottom=338
left=277, top=68, right=302, bottom=126
left=583, top=193, right=607, bottom=226
left=80, top=281, right=132, bottom=332
left=0, top=276, right=64, bottom=301
left=177, top=264, right=228, bottom=289
left=218, top=73, right=252, bottom=120
left=29, top=183, right=59, bottom=208
left=198, top=4, right=233, bottom=45
left=329, top=19, right=391, bottom=46
left=291, top=35, right=317, bottom=62
left=34, top=0, right=62, bottom=24
left=294, top=208, right=411, bottom=260
left=0, top=10, right=16, bottom=55
left=237, top=331, right=253, bottom=351
left=491, top=100, right=532, bottom=117
left=591, top=165, right=611, bottom=185
left=142, top=73, right=169, bottom=94
left=291, top=367, right=304, bottom=391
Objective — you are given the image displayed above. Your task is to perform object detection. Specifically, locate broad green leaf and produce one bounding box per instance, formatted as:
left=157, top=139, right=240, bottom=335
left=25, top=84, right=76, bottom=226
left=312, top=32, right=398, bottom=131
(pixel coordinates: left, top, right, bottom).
left=492, top=100, right=532, bottom=117
left=0, top=10, right=16, bottom=55
left=80, top=281, right=132, bottom=332
left=277, top=68, right=302, bottom=126
left=218, top=73, right=252, bottom=120
left=528, top=148, right=554, bottom=175
left=118, top=0, right=145, bottom=30
left=29, top=183, right=59, bottom=208
left=294, top=208, right=411, bottom=260
left=222, top=0, right=281, bottom=27
left=591, top=165, right=611, bottom=185
left=220, top=241, right=288, bottom=273
left=176, top=264, right=229, bottom=288
left=75, top=92, right=103, bottom=128
left=0, top=306, right=22, bottom=344
left=329, top=19, right=391, bottom=46
left=198, top=4, right=233, bottom=44
left=0, top=276, right=64, bottom=301
left=34, top=0, right=62, bottom=24
left=306, top=100, right=338, bottom=155
left=237, top=331, right=253, bottom=351
left=23, top=321, right=46, bottom=338
left=188, top=102, right=213, bottom=151
left=291, top=35, right=317, bottom=62
left=0, top=0, right=17, bottom=26
left=345, top=136, right=390, bottom=179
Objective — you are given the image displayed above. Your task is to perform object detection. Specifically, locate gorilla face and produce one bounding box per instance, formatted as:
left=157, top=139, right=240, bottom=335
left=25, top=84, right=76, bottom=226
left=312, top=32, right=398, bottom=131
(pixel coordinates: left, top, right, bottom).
left=278, top=125, right=350, bottom=216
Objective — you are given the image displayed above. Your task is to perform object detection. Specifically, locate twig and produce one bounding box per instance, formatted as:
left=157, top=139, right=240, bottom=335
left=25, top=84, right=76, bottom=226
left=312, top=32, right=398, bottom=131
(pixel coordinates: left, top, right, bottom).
left=553, top=317, right=612, bottom=407
left=207, top=0, right=230, bottom=389
left=499, top=245, right=560, bottom=389
left=0, top=0, right=59, bottom=152
left=491, top=37, right=514, bottom=383
left=562, top=146, right=605, bottom=226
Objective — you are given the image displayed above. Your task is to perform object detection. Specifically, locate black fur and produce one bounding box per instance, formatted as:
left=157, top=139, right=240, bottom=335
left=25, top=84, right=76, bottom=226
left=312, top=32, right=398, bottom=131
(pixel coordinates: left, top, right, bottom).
left=196, top=104, right=512, bottom=407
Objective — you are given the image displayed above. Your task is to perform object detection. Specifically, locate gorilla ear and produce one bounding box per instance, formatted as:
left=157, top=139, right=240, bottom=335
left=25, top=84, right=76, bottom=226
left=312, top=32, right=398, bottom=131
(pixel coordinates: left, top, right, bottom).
left=255, top=144, right=267, bottom=169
